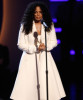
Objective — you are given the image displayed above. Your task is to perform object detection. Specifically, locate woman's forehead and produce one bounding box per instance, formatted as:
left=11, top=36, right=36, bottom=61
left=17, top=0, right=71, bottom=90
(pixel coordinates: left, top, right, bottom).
left=35, top=6, right=42, bottom=11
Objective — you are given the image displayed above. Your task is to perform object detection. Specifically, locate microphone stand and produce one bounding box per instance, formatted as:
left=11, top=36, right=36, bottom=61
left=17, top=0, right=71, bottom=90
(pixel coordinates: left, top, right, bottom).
left=34, top=32, right=40, bottom=100
left=44, top=27, right=49, bottom=100
left=35, top=50, right=40, bottom=100
left=40, top=19, right=49, bottom=100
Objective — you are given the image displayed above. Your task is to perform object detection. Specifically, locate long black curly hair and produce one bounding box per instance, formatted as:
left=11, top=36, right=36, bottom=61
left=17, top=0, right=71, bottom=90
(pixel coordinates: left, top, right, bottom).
left=21, top=1, right=53, bottom=35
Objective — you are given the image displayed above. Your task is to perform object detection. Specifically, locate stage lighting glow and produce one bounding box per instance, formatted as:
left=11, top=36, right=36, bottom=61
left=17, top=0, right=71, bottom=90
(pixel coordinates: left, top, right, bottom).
left=49, top=0, right=81, bottom=2
left=76, top=0, right=80, bottom=1
left=52, top=18, right=57, bottom=23
left=82, top=50, right=83, bottom=54
left=57, top=39, right=61, bottom=44
left=70, top=49, right=75, bottom=55
left=55, top=28, right=62, bottom=32
left=50, top=0, right=69, bottom=2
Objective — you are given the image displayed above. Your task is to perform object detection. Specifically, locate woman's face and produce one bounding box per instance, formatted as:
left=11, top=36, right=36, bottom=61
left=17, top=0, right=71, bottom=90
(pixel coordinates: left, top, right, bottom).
left=34, top=6, right=43, bottom=22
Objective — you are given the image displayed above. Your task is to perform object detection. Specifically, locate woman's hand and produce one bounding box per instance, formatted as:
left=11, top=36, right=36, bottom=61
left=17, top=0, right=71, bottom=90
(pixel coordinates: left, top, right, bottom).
left=38, top=43, right=46, bottom=52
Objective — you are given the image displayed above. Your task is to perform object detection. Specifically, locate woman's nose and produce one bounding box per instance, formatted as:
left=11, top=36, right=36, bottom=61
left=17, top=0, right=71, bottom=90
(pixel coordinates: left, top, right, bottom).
left=37, top=12, right=40, bottom=16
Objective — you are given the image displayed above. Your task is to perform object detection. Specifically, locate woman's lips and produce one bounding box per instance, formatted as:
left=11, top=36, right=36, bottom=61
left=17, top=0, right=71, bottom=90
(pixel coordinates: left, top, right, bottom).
left=36, top=17, right=41, bottom=19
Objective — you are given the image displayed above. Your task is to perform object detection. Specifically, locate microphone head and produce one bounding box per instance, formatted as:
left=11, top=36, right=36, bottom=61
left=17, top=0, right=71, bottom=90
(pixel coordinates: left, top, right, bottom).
left=33, top=32, right=38, bottom=38
left=40, top=18, right=44, bottom=24
left=40, top=19, right=48, bottom=28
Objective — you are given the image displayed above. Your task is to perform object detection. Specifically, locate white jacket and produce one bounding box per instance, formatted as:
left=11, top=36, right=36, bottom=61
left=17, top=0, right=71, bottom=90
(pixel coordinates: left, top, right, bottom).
left=17, top=21, right=57, bottom=53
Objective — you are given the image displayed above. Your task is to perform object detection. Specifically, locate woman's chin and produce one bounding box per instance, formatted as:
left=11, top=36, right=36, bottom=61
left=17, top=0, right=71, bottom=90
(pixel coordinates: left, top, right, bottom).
left=35, top=19, right=41, bottom=23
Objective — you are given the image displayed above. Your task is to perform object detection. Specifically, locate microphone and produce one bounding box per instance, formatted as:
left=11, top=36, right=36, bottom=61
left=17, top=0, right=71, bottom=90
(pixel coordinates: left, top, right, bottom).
left=33, top=32, right=38, bottom=46
left=41, top=19, right=48, bottom=28
left=34, top=32, right=38, bottom=39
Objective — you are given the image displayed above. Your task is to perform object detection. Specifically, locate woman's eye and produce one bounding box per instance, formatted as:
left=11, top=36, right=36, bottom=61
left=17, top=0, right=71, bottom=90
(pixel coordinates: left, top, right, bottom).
left=34, top=11, right=42, bottom=14
left=40, top=11, right=42, bottom=13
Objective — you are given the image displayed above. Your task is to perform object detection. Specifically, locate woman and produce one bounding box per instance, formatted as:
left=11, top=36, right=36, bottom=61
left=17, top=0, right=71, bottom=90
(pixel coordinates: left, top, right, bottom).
left=10, top=1, right=66, bottom=100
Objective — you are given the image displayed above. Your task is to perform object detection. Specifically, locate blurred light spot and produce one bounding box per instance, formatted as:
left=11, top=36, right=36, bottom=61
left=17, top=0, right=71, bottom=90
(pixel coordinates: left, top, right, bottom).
left=76, top=0, right=80, bottom=1
left=49, top=0, right=81, bottom=2
left=55, top=28, right=62, bottom=33
left=70, top=49, right=75, bottom=55
left=76, top=0, right=83, bottom=1
left=82, top=50, right=83, bottom=55
left=50, top=0, right=69, bottom=2
left=57, top=39, right=61, bottom=44
left=52, top=18, right=57, bottom=23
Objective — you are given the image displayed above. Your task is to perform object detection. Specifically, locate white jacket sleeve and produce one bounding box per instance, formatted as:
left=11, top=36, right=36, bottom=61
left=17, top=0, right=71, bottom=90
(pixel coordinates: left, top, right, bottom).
left=47, top=24, right=58, bottom=51
left=17, top=24, right=36, bottom=53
